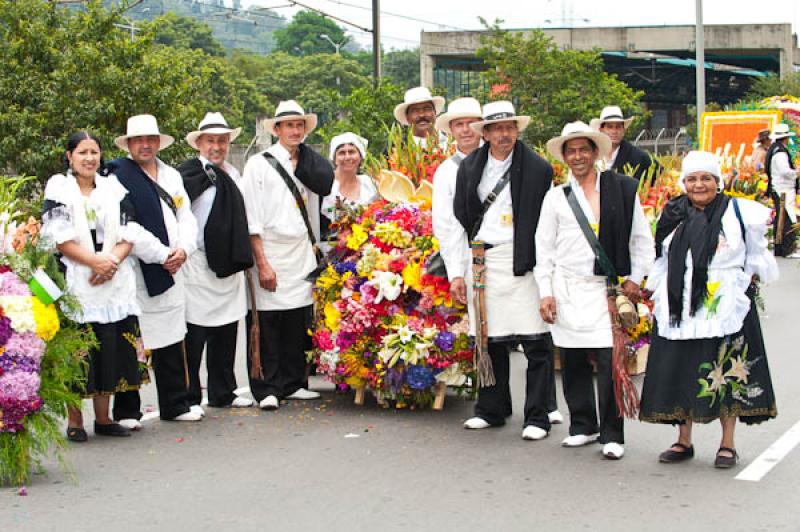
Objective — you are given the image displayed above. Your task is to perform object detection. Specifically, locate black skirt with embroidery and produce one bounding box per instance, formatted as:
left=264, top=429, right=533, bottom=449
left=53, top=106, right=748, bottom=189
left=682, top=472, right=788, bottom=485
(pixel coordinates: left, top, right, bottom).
left=80, top=315, right=147, bottom=397
left=640, top=296, right=777, bottom=425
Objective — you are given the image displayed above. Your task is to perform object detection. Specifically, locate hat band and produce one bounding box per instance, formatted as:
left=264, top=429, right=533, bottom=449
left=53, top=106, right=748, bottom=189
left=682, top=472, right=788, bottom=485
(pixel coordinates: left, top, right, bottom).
left=601, top=115, right=625, bottom=121
left=199, top=123, right=230, bottom=131
left=484, top=112, right=515, bottom=121
left=276, top=111, right=302, bottom=118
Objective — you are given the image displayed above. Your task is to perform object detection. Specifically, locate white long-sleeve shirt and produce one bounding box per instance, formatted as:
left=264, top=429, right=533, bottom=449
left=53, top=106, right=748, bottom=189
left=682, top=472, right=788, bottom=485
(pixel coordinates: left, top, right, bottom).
left=432, top=152, right=470, bottom=281
left=474, top=151, right=514, bottom=246
left=770, top=150, right=797, bottom=190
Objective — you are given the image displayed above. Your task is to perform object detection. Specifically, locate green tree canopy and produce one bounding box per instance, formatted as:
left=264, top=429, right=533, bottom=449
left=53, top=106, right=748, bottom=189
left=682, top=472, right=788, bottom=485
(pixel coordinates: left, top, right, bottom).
left=745, top=72, right=800, bottom=100
left=477, top=25, right=644, bottom=147
left=0, top=0, right=267, bottom=180
left=383, top=48, right=421, bottom=89
left=144, top=12, right=226, bottom=57
left=274, top=10, right=348, bottom=56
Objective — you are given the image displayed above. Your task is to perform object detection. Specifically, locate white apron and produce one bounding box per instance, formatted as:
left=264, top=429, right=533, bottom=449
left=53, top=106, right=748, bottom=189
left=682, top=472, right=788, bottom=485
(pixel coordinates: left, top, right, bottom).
left=466, top=243, right=547, bottom=340
left=135, top=267, right=188, bottom=350
left=549, top=268, right=612, bottom=348
left=250, top=229, right=316, bottom=311
left=183, top=250, right=247, bottom=327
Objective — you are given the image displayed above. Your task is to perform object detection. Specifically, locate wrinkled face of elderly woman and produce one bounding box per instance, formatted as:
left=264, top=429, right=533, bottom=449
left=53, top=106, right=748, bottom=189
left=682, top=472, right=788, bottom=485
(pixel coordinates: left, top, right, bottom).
left=334, top=143, right=362, bottom=175
left=684, top=171, right=719, bottom=209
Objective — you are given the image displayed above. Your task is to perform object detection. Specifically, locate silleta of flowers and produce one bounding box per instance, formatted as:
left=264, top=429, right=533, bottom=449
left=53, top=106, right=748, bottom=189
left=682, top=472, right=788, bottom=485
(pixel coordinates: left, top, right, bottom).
left=312, top=200, right=473, bottom=408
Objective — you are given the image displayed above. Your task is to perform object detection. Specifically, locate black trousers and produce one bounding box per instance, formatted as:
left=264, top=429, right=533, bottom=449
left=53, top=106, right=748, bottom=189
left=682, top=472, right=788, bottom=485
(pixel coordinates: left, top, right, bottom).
left=113, top=341, right=192, bottom=421
left=185, top=321, right=239, bottom=407
left=246, top=306, right=310, bottom=401
left=560, top=347, right=624, bottom=444
left=474, top=335, right=555, bottom=429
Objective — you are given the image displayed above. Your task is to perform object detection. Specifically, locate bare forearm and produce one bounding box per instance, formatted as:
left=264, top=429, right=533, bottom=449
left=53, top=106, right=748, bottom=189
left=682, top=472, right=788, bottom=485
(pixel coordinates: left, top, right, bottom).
left=250, top=235, right=269, bottom=269
left=57, top=241, right=97, bottom=267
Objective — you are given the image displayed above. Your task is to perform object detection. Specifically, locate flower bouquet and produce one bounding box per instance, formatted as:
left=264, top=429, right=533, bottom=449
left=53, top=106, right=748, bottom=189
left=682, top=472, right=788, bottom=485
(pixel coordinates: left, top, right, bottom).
left=312, top=200, right=474, bottom=409
left=0, top=176, right=94, bottom=487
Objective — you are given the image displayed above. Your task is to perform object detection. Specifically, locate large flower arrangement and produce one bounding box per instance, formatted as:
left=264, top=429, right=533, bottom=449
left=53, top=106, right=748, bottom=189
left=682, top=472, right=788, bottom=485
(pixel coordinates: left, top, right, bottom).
left=312, top=200, right=473, bottom=408
left=0, top=176, right=93, bottom=487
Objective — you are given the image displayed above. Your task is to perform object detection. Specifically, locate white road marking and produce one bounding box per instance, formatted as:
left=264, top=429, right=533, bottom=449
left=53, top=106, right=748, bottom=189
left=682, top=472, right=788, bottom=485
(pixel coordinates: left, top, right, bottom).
left=736, top=419, right=800, bottom=482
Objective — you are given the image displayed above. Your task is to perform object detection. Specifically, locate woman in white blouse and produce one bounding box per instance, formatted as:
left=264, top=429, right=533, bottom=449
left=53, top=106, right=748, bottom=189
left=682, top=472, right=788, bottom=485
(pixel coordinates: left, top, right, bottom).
left=320, top=132, right=377, bottom=250
left=43, top=132, right=169, bottom=441
left=640, top=151, right=779, bottom=468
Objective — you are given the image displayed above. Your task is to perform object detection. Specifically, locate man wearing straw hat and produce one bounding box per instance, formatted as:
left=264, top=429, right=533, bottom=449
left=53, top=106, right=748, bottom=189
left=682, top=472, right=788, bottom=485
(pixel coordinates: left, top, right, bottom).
left=240, top=100, right=334, bottom=411
left=452, top=101, right=556, bottom=441
left=536, top=121, right=654, bottom=459
left=177, top=112, right=255, bottom=414
left=591, top=105, right=659, bottom=182
left=393, top=86, right=448, bottom=147
left=765, top=122, right=799, bottom=257
left=107, top=114, right=202, bottom=424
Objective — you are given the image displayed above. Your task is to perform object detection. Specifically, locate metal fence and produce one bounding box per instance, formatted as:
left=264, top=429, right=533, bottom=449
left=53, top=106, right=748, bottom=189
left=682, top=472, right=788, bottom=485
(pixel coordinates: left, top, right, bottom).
left=633, top=127, right=690, bottom=156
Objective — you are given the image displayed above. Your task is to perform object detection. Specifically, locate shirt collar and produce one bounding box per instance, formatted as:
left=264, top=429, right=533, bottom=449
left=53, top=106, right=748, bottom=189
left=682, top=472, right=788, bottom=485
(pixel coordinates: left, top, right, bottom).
left=268, top=142, right=292, bottom=162
left=568, top=171, right=601, bottom=192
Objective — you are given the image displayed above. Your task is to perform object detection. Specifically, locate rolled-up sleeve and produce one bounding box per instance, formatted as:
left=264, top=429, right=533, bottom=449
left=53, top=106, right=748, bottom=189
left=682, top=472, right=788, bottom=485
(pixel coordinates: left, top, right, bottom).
left=241, top=157, right=265, bottom=236
left=627, top=196, right=655, bottom=285
left=534, top=189, right=558, bottom=298
left=741, top=200, right=779, bottom=284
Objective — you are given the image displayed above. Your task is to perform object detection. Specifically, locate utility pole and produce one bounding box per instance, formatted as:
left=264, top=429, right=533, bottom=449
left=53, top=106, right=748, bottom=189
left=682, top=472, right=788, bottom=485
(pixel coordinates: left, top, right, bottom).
left=695, top=0, right=705, bottom=139
left=372, top=0, right=381, bottom=86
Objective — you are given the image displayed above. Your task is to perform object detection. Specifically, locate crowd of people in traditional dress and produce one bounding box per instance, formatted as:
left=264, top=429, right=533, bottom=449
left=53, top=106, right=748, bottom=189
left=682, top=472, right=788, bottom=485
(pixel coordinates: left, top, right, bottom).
left=47, top=85, right=780, bottom=469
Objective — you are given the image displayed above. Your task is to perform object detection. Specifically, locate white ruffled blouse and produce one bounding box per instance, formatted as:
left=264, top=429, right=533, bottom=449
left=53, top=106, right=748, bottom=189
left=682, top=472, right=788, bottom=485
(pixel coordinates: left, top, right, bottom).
left=646, top=198, right=779, bottom=340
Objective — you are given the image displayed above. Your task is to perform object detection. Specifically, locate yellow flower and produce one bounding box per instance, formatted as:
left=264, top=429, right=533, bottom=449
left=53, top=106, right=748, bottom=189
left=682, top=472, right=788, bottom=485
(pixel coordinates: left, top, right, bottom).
left=346, top=223, right=369, bottom=250
left=316, top=265, right=339, bottom=290
left=323, top=302, right=341, bottom=330
left=401, top=260, right=423, bottom=292
left=172, top=195, right=184, bottom=210
left=706, top=281, right=721, bottom=301
left=32, top=297, right=60, bottom=341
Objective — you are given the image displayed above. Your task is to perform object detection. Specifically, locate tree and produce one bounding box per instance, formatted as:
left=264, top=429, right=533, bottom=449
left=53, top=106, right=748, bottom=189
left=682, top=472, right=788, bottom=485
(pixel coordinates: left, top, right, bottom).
left=476, top=25, right=644, bottom=147
left=0, top=0, right=267, bottom=179
left=383, top=48, right=421, bottom=88
left=273, top=10, right=348, bottom=57
left=746, top=72, right=800, bottom=100
left=144, top=12, right=226, bottom=57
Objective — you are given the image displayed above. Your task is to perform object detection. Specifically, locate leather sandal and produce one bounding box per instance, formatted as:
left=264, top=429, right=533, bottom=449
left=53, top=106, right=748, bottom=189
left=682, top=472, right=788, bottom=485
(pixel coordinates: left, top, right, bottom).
left=658, top=442, right=694, bottom=463
left=714, top=447, right=739, bottom=469
left=94, top=421, right=131, bottom=437
left=66, top=427, right=88, bottom=443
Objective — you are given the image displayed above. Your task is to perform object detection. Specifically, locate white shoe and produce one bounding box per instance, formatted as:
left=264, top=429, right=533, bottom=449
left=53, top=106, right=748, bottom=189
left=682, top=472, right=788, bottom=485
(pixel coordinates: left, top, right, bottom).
left=117, top=418, right=142, bottom=431
left=190, top=404, right=205, bottom=417
left=285, top=388, right=321, bottom=400
left=463, top=417, right=491, bottom=430
left=548, top=410, right=564, bottom=424
left=173, top=411, right=202, bottom=422
left=602, top=442, right=625, bottom=459
left=259, top=395, right=279, bottom=410
left=522, top=425, right=548, bottom=440
left=230, top=396, right=254, bottom=408
left=561, top=433, right=599, bottom=447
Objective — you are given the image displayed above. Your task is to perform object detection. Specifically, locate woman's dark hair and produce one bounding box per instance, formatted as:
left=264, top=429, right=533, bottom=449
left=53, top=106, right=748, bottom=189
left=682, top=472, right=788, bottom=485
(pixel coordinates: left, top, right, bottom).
left=561, top=137, right=597, bottom=157
left=64, top=131, right=104, bottom=171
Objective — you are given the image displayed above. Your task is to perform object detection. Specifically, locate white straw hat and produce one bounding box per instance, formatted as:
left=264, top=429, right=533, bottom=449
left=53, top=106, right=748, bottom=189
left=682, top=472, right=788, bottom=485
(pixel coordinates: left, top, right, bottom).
left=589, top=105, right=635, bottom=130
left=263, top=100, right=318, bottom=137
left=469, top=101, right=530, bottom=134
left=114, top=114, right=174, bottom=152
left=185, top=112, right=241, bottom=150
left=329, top=132, right=368, bottom=161
left=545, top=121, right=612, bottom=163
left=393, top=87, right=445, bottom=126
left=769, top=123, right=796, bottom=141
left=435, top=97, right=483, bottom=135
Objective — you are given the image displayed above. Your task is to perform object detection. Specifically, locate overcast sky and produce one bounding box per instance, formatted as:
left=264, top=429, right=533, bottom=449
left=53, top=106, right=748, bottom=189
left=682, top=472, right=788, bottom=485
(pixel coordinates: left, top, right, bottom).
left=240, top=0, right=800, bottom=50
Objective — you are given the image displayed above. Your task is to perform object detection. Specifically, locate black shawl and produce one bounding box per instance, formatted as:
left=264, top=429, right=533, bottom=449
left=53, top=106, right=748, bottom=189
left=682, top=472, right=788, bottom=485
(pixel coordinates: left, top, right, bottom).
left=106, top=157, right=174, bottom=297
left=654, top=193, right=730, bottom=325
left=295, top=143, right=334, bottom=197
left=612, top=139, right=661, bottom=183
left=453, top=141, right=553, bottom=276
left=177, top=158, right=254, bottom=278
left=596, top=170, right=639, bottom=278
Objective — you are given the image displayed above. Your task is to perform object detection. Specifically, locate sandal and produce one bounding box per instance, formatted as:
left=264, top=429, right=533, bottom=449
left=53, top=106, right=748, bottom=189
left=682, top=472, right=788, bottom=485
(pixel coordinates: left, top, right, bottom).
left=66, top=427, right=88, bottom=443
left=658, top=442, right=694, bottom=463
left=94, top=421, right=131, bottom=437
left=714, top=447, right=739, bottom=469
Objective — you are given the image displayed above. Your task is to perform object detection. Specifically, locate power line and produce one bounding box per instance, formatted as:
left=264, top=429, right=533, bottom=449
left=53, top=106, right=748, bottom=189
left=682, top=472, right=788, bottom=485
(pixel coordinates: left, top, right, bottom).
left=320, top=0, right=466, bottom=31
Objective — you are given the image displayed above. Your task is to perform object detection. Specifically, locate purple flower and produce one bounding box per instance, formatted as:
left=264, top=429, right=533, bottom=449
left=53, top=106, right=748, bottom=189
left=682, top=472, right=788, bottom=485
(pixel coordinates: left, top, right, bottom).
left=3, top=332, right=45, bottom=364
left=0, top=371, right=41, bottom=402
left=434, top=331, right=456, bottom=352
left=405, top=364, right=436, bottom=390
left=334, top=261, right=357, bottom=275
left=0, top=315, right=11, bottom=346
left=335, top=331, right=357, bottom=350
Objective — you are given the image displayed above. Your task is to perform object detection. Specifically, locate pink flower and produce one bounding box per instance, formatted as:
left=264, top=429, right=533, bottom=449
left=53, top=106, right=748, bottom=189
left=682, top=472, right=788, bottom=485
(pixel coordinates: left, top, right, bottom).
left=0, top=371, right=40, bottom=402
left=0, top=272, right=31, bottom=296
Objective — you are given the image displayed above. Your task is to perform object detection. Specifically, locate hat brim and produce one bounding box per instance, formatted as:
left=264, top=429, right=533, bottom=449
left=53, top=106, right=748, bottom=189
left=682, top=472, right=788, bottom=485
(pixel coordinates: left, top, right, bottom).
left=435, top=112, right=483, bottom=136
left=393, top=96, right=446, bottom=126
left=469, top=116, right=530, bottom=135
left=263, top=114, right=317, bottom=138
left=114, top=134, right=175, bottom=153
left=545, top=130, right=612, bottom=163
left=186, top=127, right=242, bottom=150
left=589, top=117, right=635, bottom=131
left=770, top=132, right=796, bottom=140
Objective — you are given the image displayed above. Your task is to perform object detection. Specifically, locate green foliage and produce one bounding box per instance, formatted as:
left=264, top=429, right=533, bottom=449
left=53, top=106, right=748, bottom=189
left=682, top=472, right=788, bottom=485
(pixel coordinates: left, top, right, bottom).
left=0, top=0, right=267, bottom=181
left=476, top=24, right=644, bottom=146
left=383, top=48, right=421, bottom=88
left=745, top=72, right=800, bottom=100
left=144, top=12, right=225, bottom=57
left=274, top=10, right=347, bottom=57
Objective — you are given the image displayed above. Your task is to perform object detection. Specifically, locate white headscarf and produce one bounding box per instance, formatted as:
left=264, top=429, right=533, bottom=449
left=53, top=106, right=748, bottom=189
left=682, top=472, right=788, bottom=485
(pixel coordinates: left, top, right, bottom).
left=329, top=132, right=368, bottom=161
left=679, top=150, right=723, bottom=192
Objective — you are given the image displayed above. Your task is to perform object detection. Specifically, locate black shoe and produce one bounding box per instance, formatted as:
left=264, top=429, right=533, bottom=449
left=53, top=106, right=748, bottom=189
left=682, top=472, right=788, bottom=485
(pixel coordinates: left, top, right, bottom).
left=66, top=427, right=88, bottom=442
left=658, top=442, right=695, bottom=463
left=714, top=447, right=739, bottom=468
left=94, top=421, right=131, bottom=437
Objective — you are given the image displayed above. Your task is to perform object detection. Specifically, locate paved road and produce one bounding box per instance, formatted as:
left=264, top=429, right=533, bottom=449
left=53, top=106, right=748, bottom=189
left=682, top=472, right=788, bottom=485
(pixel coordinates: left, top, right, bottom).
left=3, top=261, right=799, bottom=531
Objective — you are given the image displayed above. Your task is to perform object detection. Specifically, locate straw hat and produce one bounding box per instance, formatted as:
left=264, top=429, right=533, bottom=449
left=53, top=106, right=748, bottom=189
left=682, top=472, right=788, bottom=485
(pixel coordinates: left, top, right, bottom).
left=469, top=101, right=530, bottom=134
left=263, top=100, right=318, bottom=137
left=393, top=87, right=445, bottom=126
left=185, top=112, right=241, bottom=150
left=114, top=114, right=174, bottom=152
left=545, top=121, right=612, bottom=163
left=589, top=106, right=635, bottom=130
left=770, top=123, right=796, bottom=141
left=435, top=97, right=482, bottom=135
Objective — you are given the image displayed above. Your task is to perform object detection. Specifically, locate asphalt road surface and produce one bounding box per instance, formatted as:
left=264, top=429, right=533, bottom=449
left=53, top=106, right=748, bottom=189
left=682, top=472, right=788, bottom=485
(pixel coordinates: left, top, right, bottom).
left=3, top=261, right=799, bottom=531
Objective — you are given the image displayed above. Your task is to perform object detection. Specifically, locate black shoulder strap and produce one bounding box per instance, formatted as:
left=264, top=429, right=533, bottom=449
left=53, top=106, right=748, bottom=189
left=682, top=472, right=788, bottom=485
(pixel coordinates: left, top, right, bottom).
left=732, top=198, right=746, bottom=244
left=151, top=179, right=177, bottom=216
left=563, top=185, right=617, bottom=283
left=469, top=167, right=512, bottom=241
left=263, top=152, right=320, bottom=256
